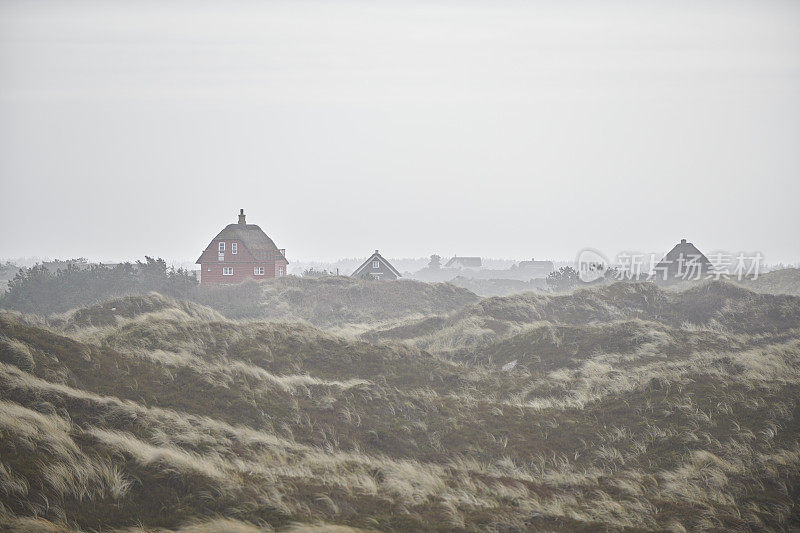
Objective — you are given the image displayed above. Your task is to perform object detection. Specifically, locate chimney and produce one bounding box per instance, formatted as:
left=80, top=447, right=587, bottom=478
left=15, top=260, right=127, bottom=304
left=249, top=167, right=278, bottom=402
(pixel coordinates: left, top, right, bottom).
left=238, top=209, right=246, bottom=225
left=680, top=238, right=687, bottom=245
left=375, top=249, right=379, bottom=255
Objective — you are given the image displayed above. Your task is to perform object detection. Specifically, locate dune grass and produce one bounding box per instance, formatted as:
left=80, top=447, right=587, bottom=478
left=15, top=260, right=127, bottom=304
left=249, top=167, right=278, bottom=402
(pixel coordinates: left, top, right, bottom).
left=0, top=281, right=799, bottom=531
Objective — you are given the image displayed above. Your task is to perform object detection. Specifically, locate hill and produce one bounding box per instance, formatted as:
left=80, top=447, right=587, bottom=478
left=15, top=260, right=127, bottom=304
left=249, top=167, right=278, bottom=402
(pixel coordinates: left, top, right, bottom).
left=0, top=284, right=799, bottom=531
left=736, top=268, right=800, bottom=296
left=447, top=276, right=548, bottom=297
left=364, top=281, right=800, bottom=351
left=193, top=276, right=479, bottom=327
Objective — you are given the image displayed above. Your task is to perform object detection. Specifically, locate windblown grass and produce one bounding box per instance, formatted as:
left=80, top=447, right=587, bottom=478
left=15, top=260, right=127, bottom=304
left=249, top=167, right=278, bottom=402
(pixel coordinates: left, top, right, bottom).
left=0, top=281, right=798, bottom=531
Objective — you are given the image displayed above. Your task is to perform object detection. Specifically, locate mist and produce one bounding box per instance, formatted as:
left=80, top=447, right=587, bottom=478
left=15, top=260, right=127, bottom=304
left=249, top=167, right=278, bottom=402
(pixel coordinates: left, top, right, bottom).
left=3, top=3, right=800, bottom=531
left=2, top=0, right=799, bottom=264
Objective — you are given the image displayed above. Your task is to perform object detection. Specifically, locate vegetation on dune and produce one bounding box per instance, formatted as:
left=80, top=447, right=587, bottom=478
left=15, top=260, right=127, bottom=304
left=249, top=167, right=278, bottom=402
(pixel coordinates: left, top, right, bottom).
left=366, top=280, right=800, bottom=351
left=0, top=261, right=478, bottom=328
left=0, top=516, right=367, bottom=532
left=0, top=280, right=799, bottom=531
left=0, top=336, right=35, bottom=373
left=192, top=275, right=479, bottom=325
left=447, top=277, right=547, bottom=298
left=736, top=267, right=800, bottom=296
left=58, top=293, right=225, bottom=330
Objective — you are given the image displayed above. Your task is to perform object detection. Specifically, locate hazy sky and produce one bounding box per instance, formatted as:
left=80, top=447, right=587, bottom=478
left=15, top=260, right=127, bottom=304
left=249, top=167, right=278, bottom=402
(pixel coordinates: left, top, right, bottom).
left=1, top=0, right=799, bottom=264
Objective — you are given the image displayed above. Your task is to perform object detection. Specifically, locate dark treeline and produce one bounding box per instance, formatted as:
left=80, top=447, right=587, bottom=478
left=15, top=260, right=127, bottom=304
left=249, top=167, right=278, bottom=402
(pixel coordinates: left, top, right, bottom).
left=0, top=258, right=479, bottom=324
left=0, top=259, right=607, bottom=318
left=0, top=258, right=198, bottom=314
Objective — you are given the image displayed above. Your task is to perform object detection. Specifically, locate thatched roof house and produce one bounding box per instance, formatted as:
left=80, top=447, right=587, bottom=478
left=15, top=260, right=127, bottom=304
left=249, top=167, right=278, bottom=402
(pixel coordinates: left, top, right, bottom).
left=196, top=210, right=288, bottom=283
left=653, top=238, right=713, bottom=282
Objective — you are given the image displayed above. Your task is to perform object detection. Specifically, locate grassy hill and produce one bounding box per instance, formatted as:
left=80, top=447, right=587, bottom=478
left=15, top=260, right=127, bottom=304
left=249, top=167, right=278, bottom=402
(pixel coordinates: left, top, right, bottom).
left=364, top=281, right=800, bottom=351
left=1, top=282, right=799, bottom=531
left=193, top=276, right=479, bottom=327
left=736, top=268, right=800, bottom=296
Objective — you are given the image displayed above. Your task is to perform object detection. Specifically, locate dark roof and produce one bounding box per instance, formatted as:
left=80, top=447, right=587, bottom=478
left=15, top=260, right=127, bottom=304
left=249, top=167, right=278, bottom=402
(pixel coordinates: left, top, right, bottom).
left=445, top=256, right=482, bottom=268
left=214, top=224, right=279, bottom=253
left=654, top=239, right=712, bottom=279
left=352, top=250, right=402, bottom=278
left=196, top=212, right=286, bottom=263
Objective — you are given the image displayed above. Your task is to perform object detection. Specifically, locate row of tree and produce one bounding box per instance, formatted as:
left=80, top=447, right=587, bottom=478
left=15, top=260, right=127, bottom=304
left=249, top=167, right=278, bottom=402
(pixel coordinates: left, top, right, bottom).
left=0, top=260, right=605, bottom=316
left=0, top=258, right=198, bottom=314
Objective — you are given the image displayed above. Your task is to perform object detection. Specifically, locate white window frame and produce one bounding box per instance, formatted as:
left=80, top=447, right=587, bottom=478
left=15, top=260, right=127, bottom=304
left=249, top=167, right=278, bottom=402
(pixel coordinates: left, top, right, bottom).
left=222, top=267, right=234, bottom=276
left=278, top=266, right=284, bottom=276
left=232, top=242, right=238, bottom=254
left=254, top=266, right=264, bottom=275
left=373, top=260, right=380, bottom=269
left=218, top=242, right=225, bottom=252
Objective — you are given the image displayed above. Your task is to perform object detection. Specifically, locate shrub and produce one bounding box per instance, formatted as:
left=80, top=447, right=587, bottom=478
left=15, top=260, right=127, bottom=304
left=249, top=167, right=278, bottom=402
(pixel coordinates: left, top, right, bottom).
left=0, top=258, right=197, bottom=315
left=546, top=266, right=580, bottom=292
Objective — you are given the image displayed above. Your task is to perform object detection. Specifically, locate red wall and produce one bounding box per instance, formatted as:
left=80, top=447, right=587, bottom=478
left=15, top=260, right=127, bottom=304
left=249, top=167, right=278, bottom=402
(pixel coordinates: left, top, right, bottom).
left=198, top=239, right=288, bottom=284
left=199, top=260, right=287, bottom=283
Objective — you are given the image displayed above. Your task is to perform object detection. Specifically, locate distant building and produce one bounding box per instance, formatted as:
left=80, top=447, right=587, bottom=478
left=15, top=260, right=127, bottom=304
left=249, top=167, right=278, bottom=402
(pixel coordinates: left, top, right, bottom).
left=196, top=209, right=288, bottom=283
left=653, top=238, right=713, bottom=282
left=445, top=256, right=482, bottom=270
left=40, top=259, right=91, bottom=274
left=516, top=258, right=555, bottom=278
left=352, top=250, right=401, bottom=280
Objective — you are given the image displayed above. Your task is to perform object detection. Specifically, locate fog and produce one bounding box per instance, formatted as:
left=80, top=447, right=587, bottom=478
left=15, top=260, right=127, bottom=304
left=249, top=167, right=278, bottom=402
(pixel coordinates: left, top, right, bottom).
left=1, top=0, right=799, bottom=264
left=3, top=5, right=800, bottom=530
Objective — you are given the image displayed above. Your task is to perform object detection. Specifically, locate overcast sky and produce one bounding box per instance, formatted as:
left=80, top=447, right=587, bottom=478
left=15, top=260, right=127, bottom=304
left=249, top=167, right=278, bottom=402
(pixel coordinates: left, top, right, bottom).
left=1, top=0, right=799, bottom=264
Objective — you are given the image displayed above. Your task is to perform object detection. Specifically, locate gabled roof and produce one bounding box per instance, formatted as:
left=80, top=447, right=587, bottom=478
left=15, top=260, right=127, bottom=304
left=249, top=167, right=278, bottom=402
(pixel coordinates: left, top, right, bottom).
left=352, top=250, right=402, bottom=278
left=445, top=256, right=482, bottom=268
left=196, top=211, right=287, bottom=263
left=654, top=239, right=712, bottom=277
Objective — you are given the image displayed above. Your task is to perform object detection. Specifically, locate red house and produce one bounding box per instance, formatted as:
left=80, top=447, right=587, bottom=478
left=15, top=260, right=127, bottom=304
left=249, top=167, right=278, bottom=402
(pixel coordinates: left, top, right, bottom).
left=196, top=210, right=288, bottom=283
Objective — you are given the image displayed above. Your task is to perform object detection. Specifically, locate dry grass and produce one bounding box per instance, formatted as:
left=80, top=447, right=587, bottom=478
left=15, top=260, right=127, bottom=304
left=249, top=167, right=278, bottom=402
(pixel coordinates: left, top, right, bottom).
left=0, top=516, right=371, bottom=532
left=0, top=281, right=799, bottom=531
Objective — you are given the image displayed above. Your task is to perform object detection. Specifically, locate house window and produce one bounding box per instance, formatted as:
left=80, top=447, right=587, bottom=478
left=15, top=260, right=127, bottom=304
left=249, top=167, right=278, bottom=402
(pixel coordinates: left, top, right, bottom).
left=373, top=260, right=380, bottom=269
left=218, top=253, right=224, bottom=262
left=219, top=242, right=225, bottom=252
left=222, top=267, right=234, bottom=276
left=232, top=242, right=238, bottom=254
left=254, top=267, right=264, bottom=275
left=278, top=266, right=284, bottom=276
